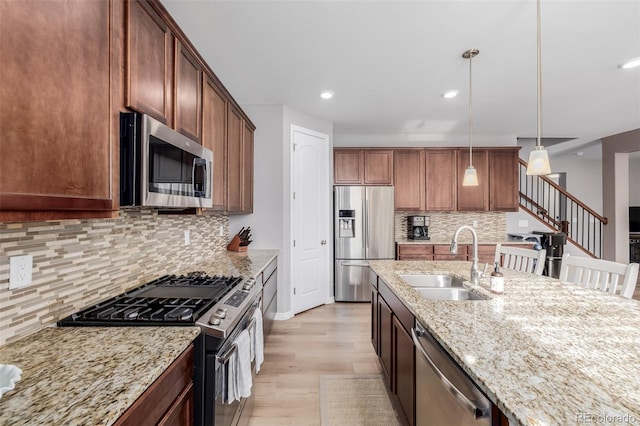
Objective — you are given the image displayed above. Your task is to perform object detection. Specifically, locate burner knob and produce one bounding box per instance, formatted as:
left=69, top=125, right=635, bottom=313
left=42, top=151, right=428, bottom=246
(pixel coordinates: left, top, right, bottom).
left=208, top=316, right=221, bottom=326
left=243, top=280, right=254, bottom=291
left=214, top=308, right=227, bottom=319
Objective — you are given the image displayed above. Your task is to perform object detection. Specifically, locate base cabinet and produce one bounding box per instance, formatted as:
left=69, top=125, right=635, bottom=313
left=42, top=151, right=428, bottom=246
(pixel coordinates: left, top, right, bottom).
left=115, top=345, right=194, bottom=426
left=261, top=258, right=278, bottom=337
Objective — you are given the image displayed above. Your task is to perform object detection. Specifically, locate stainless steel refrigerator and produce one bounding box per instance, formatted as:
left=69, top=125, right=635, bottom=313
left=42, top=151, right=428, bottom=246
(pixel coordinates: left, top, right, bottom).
left=334, top=186, right=395, bottom=301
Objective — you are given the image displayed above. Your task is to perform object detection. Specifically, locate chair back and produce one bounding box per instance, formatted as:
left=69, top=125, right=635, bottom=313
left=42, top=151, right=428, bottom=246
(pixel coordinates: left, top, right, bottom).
left=494, top=244, right=546, bottom=275
left=558, top=253, right=639, bottom=299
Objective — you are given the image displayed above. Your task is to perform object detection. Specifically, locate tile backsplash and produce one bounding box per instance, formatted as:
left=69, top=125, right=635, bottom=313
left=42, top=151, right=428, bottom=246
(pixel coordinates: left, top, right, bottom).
left=0, top=209, right=229, bottom=345
left=395, top=211, right=507, bottom=242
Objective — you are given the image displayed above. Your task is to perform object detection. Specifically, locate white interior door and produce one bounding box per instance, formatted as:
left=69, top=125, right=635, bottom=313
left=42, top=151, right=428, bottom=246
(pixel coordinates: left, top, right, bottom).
left=291, top=125, right=330, bottom=314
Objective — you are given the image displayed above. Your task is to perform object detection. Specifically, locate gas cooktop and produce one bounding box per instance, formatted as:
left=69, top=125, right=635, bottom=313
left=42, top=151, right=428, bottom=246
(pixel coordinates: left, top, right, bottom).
left=57, top=273, right=243, bottom=327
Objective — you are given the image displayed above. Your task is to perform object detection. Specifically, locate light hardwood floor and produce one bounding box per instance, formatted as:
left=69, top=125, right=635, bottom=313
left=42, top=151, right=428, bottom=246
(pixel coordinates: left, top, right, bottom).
left=248, top=302, right=380, bottom=426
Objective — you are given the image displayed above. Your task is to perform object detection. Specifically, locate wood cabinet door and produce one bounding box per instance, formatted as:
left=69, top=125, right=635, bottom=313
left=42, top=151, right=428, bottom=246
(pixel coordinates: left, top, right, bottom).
left=127, top=0, right=173, bottom=125
left=363, top=150, right=393, bottom=185
left=425, top=149, right=457, bottom=211
left=334, top=150, right=362, bottom=184
left=489, top=149, right=520, bottom=211
left=393, top=317, right=415, bottom=426
left=370, top=285, right=379, bottom=354
left=202, top=77, right=228, bottom=211
left=457, top=149, right=488, bottom=211
left=0, top=0, right=113, bottom=217
left=241, top=122, right=254, bottom=213
left=226, top=104, right=243, bottom=212
left=174, top=40, right=202, bottom=142
left=378, top=296, right=393, bottom=385
left=394, top=150, right=425, bottom=210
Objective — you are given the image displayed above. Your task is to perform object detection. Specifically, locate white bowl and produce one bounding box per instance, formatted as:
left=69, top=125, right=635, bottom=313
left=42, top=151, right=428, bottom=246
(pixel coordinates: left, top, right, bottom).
left=0, top=364, right=22, bottom=398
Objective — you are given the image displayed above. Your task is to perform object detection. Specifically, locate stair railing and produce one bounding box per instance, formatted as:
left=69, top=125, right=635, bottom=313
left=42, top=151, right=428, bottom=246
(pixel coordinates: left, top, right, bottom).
left=518, top=159, right=607, bottom=258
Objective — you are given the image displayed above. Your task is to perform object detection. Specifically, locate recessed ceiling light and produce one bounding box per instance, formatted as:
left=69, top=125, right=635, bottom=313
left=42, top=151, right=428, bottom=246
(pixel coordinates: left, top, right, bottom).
left=320, top=91, right=334, bottom=99
left=619, top=57, right=640, bottom=69
left=443, top=90, right=459, bottom=99
left=574, top=151, right=584, bottom=156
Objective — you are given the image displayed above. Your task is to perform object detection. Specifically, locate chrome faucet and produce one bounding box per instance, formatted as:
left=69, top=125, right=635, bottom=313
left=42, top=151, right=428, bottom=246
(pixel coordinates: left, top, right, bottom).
left=450, top=225, right=481, bottom=286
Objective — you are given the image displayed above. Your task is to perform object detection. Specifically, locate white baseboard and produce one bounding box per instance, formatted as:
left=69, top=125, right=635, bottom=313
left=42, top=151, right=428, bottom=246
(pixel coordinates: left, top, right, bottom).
left=326, top=297, right=335, bottom=304
left=274, top=311, right=293, bottom=321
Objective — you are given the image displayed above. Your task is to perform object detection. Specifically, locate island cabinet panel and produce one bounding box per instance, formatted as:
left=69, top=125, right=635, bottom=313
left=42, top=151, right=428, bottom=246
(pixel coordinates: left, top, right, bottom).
left=378, top=295, right=393, bottom=384
left=396, top=244, right=433, bottom=260
left=476, top=244, right=498, bottom=265
left=334, top=149, right=363, bottom=184
left=394, top=150, right=425, bottom=211
left=393, top=316, right=415, bottom=426
left=202, top=76, right=228, bottom=211
left=489, top=149, right=520, bottom=211
left=127, top=0, right=173, bottom=125
left=425, top=149, right=457, bottom=211
left=363, top=150, right=393, bottom=185
left=226, top=104, right=244, bottom=212
left=115, top=344, right=194, bottom=426
left=174, top=40, right=202, bottom=143
left=0, top=0, right=115, bottom=219
left=457, top=149, right=489, bottom=211
left=370, top=282, right=379, bottom=353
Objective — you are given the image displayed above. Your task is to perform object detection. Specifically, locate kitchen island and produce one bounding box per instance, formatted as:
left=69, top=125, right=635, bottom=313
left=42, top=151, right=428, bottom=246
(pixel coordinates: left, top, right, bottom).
left=369, top=260, right=640, bottom=425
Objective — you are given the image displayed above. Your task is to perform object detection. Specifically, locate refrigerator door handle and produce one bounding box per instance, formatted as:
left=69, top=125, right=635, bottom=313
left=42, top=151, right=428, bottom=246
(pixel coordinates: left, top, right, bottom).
left=363, top=197, right=368, bottom=254
left=339, top=261, right=370, bottom=267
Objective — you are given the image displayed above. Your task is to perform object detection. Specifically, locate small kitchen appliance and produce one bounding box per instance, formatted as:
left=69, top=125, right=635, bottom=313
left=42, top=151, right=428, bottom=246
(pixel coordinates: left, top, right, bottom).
left=334, top=186, right=395, bottom=302
left=58, top=272, right=262, bottom=426
left=408, top=215, right=430, bottom=240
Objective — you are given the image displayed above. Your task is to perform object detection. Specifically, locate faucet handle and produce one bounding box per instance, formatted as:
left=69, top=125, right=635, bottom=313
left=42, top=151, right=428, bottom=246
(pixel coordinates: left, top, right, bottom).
left=481, top=263, right=489, bottom=277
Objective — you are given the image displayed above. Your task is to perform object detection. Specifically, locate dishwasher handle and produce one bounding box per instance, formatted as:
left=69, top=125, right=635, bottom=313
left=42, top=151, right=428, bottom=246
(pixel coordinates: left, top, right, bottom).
left=411, top=327, right=490, bottom=420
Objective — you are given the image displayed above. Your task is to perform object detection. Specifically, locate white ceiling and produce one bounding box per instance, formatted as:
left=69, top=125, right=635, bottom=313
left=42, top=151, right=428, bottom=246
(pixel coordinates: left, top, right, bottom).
left=162, top=0, right=640, bottom=155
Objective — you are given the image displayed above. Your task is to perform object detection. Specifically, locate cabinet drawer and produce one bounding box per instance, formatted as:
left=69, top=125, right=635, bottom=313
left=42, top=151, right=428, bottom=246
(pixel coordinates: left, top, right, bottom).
left=433, top=244, right=465, bottom=255
left=262, top=258, right=277, bottom=283
left=433, top=254, right=467, bottom=261
left=398, top=245, right=433, bottom=255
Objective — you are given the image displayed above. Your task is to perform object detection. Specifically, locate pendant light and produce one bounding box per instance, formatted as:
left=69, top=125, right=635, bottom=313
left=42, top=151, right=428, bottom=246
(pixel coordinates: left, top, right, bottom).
left=526, top=0, right=552, bottom=175
left=462, top=48, right=479, bottom=187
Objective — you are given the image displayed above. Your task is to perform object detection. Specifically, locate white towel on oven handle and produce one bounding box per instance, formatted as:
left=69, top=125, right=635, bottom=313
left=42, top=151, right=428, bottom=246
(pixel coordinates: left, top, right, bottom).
left=249, top=307, right=264, bottom=373
left=225, top=329, right=252, bottom=403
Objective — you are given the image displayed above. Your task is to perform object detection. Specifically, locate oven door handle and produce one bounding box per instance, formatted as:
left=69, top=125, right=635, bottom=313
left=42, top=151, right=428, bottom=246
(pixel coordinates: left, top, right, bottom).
left=217, top=343, right=238, bottom=365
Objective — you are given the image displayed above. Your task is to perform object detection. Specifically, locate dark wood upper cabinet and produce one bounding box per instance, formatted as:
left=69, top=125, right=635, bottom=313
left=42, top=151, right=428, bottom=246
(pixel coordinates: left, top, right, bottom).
left=334, top=149, right=393, bottom=185
left=241, top=122, right=254, bottom=213
left=394, top=150, right=425, bottom=211
left=457, top=149, right=489, bottom=211
left=226, top=104, right=243, bottom=213
left=174, top=40, right=202, bottom=143
left=202, top=76, right=228, bottom=211
left=126, top=0, right=173, bottom=125
left=334, top=150, right=363, bottom=184
left=425, top=149, right=457, bottom=211
left=0, top=0, right=115, bottom=220
left=489, top=149, right=520, bottom=211
left=363, top=150, right=393, bottom=185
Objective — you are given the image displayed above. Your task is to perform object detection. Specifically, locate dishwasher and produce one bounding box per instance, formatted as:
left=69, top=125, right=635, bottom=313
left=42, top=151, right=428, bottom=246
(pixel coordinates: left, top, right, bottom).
left=412, top=321, right=492, bottom=425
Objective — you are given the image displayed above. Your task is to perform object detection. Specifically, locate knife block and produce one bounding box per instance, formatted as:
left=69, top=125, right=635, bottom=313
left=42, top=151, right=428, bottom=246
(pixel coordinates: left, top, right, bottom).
left=226, top=235, right=247, bottom=252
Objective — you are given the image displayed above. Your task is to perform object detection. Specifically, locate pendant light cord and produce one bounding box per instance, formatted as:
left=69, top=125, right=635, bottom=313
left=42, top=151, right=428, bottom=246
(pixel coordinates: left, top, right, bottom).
left=537, top=0, right=542, bottom=149
left=469, top=50, right=473, bottom=166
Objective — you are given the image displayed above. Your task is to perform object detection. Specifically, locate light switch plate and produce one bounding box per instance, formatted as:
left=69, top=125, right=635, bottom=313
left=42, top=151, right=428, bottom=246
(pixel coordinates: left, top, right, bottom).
left=9, top=255, right=33, bottom=289
left=184, top=230, right=191, bottom=245
left=518, top=219, right=529, bottom=228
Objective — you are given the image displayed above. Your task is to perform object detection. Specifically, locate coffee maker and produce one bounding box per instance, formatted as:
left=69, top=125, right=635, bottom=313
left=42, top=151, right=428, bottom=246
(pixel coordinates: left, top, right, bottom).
left=408, top=215, right=430, bottom=240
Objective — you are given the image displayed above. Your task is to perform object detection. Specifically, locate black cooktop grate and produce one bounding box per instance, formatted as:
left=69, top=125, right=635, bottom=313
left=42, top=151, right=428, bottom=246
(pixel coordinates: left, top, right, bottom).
left=57, top=274, right=243, bottom=327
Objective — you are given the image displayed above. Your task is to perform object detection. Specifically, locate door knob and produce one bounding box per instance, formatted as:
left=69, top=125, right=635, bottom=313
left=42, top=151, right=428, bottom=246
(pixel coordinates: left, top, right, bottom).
left=321, top=240, right=327, bottom=245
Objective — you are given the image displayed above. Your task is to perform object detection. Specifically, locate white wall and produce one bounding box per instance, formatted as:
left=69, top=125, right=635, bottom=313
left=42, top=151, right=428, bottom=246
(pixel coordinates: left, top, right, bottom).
left=231, top=104, right=333, bottom=319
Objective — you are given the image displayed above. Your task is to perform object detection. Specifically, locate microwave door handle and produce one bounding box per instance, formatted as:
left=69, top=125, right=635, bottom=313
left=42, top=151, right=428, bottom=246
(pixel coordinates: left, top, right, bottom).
left=192, top=158, right=207, bottom=197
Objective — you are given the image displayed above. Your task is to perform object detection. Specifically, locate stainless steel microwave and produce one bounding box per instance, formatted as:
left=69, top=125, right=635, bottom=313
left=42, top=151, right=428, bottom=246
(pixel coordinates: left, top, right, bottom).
left=120, top=112, right=213, bottom=209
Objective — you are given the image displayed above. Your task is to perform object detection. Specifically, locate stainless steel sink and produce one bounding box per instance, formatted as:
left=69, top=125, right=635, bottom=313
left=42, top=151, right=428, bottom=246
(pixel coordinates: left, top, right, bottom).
left=413, top=287, right=486, bottom=301
left=398, top=274, right=465, bottom=288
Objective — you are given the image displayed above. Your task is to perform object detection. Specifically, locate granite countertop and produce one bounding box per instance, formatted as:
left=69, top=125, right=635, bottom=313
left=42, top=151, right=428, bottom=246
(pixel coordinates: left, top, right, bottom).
left=0, top=249, right=279, bottom=425
left=396, top=238, right=535, bottom=245
left=368, top=260, right=640, bottom=426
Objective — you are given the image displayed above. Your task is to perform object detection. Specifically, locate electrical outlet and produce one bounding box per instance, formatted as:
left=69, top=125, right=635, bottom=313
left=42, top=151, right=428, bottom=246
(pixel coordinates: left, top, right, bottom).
left=184, top=230, right=190, bottom=246
left=472, top=220, right=478, bottom=228
left=219, top=225, right=224, bottom=237
left=518, top=219, right=529, bottom=228
left=9, top=255, right=33, bottom=289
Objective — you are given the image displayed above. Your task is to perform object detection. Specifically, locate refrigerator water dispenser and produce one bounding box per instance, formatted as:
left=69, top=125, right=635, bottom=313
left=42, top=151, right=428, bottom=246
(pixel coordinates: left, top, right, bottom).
left=338, top=210, right=355, bottom=238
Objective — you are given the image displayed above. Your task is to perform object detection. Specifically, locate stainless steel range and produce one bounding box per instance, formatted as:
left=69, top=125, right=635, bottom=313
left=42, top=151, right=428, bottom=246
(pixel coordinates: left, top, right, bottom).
left=58, top=271, right=263, bottom=426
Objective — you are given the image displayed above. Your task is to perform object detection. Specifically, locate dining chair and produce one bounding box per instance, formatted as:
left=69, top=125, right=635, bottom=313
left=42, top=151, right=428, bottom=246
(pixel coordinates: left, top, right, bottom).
left=558, top=253, right=639, bottom=299
left=494, top=244, right=546, bottom=275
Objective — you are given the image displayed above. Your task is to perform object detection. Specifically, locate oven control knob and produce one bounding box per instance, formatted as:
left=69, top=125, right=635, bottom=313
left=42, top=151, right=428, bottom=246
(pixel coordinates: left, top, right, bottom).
left=243, top=279, right=255, bottom=291
left=214, top=308, right=227, bottom=319
left=208, top=316, right=221, bottom=326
